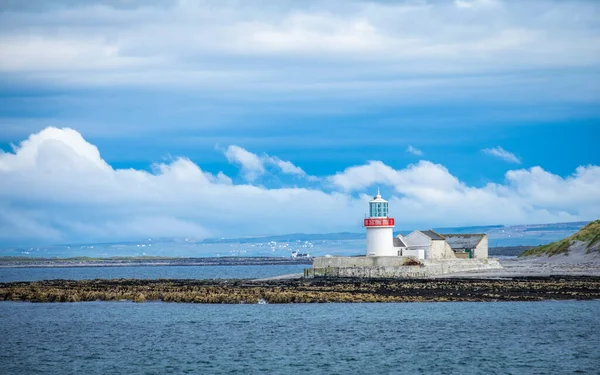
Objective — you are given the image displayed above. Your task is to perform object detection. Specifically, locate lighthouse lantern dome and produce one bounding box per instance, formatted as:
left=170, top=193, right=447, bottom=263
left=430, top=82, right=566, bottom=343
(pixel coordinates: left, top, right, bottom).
left=369, top=189, right=389, bottom=218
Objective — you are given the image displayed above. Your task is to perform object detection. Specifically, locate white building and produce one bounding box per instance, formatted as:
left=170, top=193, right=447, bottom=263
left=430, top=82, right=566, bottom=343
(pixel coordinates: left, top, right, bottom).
left=364, top=192, right=488, bottom=260
left=402, top=230, right=455, bottom=260
left=397, top=230, right=489, bottom=260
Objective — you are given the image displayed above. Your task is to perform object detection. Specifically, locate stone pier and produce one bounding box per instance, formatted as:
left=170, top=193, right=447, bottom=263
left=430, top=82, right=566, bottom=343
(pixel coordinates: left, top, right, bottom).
left=305, top=256, right=503, bottom=278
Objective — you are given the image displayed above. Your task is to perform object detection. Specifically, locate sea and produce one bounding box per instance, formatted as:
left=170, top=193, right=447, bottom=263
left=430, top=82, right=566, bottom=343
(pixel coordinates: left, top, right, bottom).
left=1, top=300, right=598, bottom=374
left=0, top=264, right=309, bottom=283
left=1, top=266, right=599, bottom=374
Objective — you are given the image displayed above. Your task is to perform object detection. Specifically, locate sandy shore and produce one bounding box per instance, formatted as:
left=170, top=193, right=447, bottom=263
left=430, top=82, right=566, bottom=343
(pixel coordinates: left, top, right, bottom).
left=438, top=248, right=600, bottom=278
left=439, top=259, right=599, bottom=278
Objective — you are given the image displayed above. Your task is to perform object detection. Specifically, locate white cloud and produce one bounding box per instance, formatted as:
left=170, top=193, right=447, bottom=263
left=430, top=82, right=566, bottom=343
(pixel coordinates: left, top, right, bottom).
left=0, top=128, right=362, bottom=243
left=224, top=145, right=311, bottom=180
left=329, top=159, right=600, bottom=225
left=454, top=0, right=499, bottom=9
left=328, top=160, right=460, bottom=193
left=224, top=145, right=265, bottom=181
left=406, top=145, right=423, bottom=156
left=0, top=127, right=110, bottom=172
left=0, top=127, right=598, bottom=245
left=272, top=158, right=306, bottom=176
left=0, top=0, right=598, bottom=102
left=482, top=146, right=521, bottom=164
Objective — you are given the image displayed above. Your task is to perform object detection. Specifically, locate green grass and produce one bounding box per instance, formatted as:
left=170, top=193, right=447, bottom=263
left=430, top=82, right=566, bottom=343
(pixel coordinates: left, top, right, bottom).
left=520, top=219, right=600, bottom=257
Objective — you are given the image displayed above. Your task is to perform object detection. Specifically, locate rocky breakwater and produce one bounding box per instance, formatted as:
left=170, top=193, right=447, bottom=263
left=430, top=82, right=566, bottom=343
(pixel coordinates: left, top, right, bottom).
left=1, top=276, right=598, bottom=303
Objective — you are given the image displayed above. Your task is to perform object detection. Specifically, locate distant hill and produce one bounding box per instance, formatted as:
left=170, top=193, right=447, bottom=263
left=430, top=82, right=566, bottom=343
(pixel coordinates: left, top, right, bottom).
left=198, top=221, right=589, bottom=245
left=520, top=220, right=600, bottom=257
left=200, top=232, right=366, bottom=244
left=432, top=225, right=505, bottom=234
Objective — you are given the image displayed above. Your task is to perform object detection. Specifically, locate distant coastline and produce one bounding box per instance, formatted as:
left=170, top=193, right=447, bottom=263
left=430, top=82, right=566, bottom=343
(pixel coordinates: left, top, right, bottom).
left=0, top=246, right=533, bottom=269
left=0, top=256, right=313, bottom=269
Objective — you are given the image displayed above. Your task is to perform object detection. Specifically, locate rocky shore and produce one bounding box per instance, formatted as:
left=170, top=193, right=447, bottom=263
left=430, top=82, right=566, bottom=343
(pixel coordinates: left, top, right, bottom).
left=1, top=276, right=598, bottom=303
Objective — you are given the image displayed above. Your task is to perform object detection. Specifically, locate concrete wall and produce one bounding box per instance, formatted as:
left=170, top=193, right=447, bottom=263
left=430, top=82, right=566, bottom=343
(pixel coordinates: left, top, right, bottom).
left=474, top=235, right=488, bottom=259
left=445, top=242, right=458, bottom=259
left=314, top=256, right=409, bottom=268
left=306, top=258, right=502, bottom=278
left=430, top=240, right=452, bottom=259
left=429, top=240, right=457, bottom=259
left=402, top=249, right=425, bottom=260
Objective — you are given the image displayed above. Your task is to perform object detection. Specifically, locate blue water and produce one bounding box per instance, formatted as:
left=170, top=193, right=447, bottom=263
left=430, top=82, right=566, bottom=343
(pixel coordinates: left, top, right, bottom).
left=1, top=301, right=598, bottom=374
left=0, top=265, right=308, bottom=282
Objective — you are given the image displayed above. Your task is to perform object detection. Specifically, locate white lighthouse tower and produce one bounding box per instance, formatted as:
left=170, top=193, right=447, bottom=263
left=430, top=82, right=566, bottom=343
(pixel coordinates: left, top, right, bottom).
left=364, top=189, right=396, bottom=256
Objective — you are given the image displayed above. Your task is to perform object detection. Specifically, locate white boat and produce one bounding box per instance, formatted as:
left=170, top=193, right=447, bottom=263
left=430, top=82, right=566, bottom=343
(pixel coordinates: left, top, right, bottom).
left=291, top=250, right=310, bottom=259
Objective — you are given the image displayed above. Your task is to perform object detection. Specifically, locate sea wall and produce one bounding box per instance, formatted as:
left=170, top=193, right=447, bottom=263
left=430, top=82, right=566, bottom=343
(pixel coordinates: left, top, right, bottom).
left=306, top=257, right=502, bottom=278
left=313, top=256, right=410, bottom=268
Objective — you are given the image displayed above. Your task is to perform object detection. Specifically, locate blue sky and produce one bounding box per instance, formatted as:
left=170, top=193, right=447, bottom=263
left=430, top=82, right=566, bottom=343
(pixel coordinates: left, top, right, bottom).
left=0, top=0, right=599, bottom=245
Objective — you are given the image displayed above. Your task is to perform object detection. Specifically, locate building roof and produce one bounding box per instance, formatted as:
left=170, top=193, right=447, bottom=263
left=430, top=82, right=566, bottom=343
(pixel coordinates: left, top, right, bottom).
left=393, top=236, right=407, bottom=248
left=441, top=234, right=486, bottom=250
left=420, top=230, right=445, bottom=240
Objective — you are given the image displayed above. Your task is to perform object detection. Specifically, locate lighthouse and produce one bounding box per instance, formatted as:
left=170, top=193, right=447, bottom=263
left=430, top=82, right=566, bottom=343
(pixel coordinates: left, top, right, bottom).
left=364, top=189, right=396, bottom=256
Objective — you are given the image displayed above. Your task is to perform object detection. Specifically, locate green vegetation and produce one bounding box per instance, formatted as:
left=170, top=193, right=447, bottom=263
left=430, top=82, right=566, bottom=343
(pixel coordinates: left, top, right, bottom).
left=520, top=220, right=600, bottom=257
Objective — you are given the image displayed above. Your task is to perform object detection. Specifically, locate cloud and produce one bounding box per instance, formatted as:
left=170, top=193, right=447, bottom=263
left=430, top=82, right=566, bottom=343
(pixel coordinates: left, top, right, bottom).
left=0, top=0, right=599, bottom=99
left=329, top=160, right=461, bottom=194
left=224, top=145, right=265, bottom=181
left=482, top=146, right=521, bottom=164
left=0, top=128, right=361, bottom=244
left=0, top=127, right=110, bottom=172
left=1, top=0, right=598, bottom=148
left=406, top=145, right=423, bottom=156
left=454, top=0, right=499, bottom=9
left=271, top=158, right=306, bottom=177
left=0, top=127, right=598, bottom=245
left=0, top=0, right=175, bottom=11
left=329, top=159, right=600, bottom=224
left=224, top=145, right=310, bottom=181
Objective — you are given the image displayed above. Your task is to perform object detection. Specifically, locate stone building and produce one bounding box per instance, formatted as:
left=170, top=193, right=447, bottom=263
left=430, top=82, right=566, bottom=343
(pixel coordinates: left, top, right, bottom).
left=441, top=234, right=488, bottom=259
